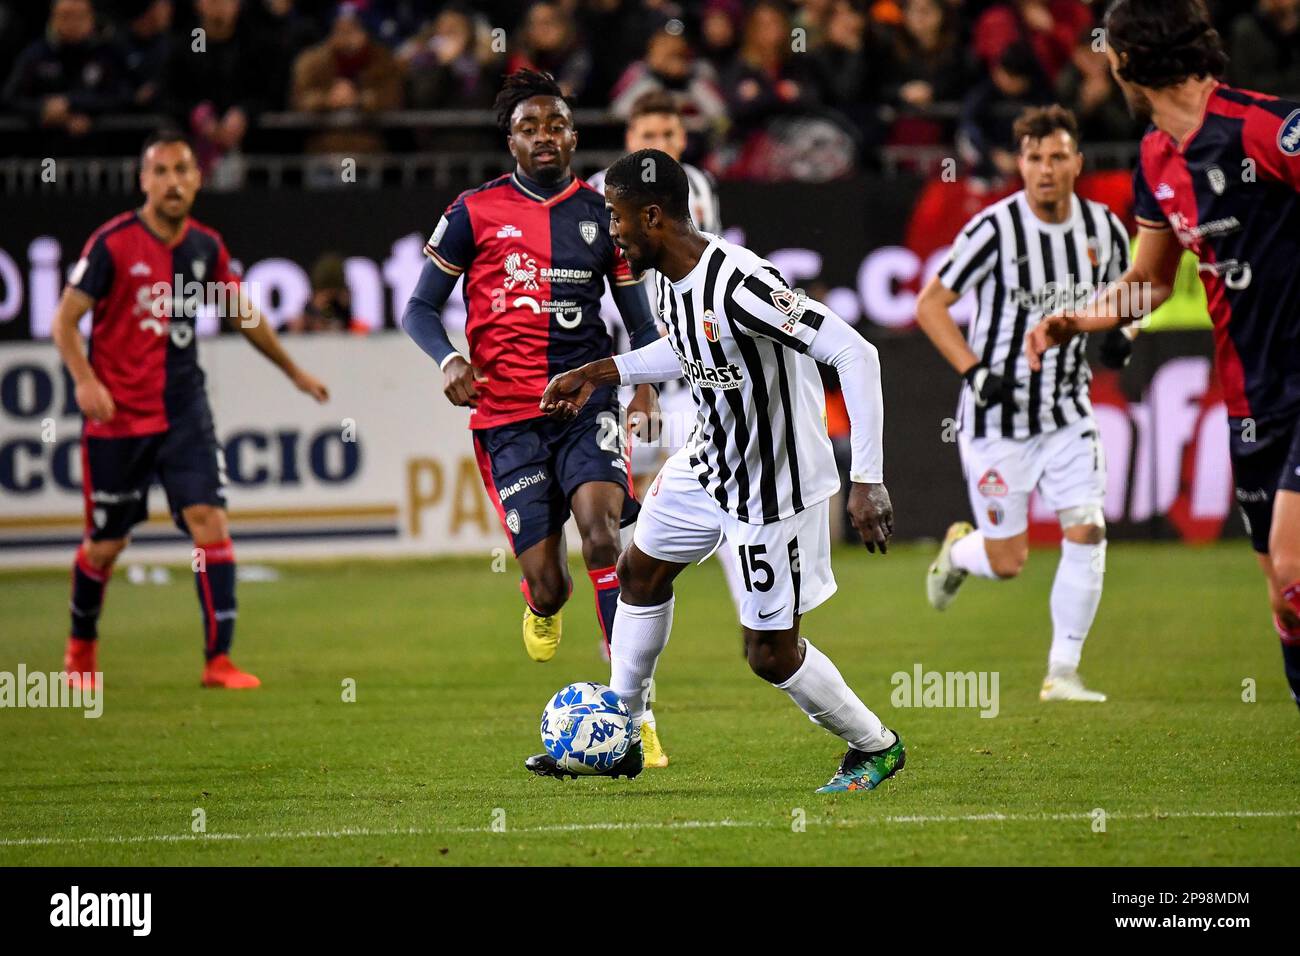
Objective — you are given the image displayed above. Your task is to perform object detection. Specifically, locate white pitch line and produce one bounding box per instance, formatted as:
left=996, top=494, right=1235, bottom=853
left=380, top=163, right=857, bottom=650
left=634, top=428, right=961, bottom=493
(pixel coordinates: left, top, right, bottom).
left=1, top=809, right=1297, bottom=849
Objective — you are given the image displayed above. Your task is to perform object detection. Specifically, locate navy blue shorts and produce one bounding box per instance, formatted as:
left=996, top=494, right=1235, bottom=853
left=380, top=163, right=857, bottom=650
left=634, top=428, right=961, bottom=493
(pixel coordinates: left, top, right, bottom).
left=1230, top=412, right=1300, bottom=553
left=81, top=398, right=227, bottom=541
left=472, top=399, right=638, bottom=556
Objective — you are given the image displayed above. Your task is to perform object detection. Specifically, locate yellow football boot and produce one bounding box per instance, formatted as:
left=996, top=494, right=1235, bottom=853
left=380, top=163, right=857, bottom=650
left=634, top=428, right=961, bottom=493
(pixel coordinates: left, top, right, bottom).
left=522, top=606, right=562, bottom=662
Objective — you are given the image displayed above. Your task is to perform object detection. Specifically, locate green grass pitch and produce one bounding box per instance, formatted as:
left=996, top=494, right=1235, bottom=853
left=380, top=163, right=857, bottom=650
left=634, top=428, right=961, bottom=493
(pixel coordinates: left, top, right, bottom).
left=1, top=541, right=1297, bottom=866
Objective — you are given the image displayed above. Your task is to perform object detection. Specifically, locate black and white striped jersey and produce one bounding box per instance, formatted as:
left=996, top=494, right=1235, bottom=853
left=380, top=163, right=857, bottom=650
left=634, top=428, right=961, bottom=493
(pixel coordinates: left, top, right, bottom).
left=938, top=191, right=1131, bottom=440
left=657, top=234, right=839, bottom=524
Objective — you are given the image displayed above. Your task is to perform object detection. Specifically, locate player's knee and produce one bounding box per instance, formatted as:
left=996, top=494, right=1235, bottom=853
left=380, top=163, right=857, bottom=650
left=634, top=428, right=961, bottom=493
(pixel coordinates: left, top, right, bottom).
left=988, top=546, right=1027, bottom=579
left=580, top=520, right=621, bottom=569
left=184, top=504, right=228, bottom=543
left=83, top=537, right=127, bottom=570
left=1063, top=523, right=1106, bottom=546
left=1269, top=549, right=1300, bottom=597
left=524, top=572, right=569, bottom=616
left=744, top=632, right=799, bottom=684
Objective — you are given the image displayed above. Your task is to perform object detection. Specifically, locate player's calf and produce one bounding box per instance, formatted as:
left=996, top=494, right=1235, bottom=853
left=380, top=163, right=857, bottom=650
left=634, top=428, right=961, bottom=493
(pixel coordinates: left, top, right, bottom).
left=64, top=537, right=126, bottom=689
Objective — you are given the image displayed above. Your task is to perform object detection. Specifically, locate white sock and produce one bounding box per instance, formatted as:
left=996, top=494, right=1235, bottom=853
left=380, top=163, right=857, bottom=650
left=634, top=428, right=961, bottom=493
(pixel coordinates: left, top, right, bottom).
left=1048, top=539, right=1105, bottom=674
left=776, top=639, right=894, bottom=752
left=609, top=596, right=673, bottom=728
left=950, top=530, right=998, bottom=579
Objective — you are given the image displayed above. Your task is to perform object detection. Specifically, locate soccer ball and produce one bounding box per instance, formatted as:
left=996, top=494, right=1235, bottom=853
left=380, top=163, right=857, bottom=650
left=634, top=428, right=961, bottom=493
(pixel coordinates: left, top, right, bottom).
left=540, top=682, right=632, bottom=775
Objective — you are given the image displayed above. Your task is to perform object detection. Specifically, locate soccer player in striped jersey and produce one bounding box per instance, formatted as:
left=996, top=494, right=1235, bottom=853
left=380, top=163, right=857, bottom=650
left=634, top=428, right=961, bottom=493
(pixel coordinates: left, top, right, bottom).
left=527, top=149, right=906, bottom=793
left=916, top=105, right=1133, bottom=703
left=1030, top=0, right=1300, bottom=712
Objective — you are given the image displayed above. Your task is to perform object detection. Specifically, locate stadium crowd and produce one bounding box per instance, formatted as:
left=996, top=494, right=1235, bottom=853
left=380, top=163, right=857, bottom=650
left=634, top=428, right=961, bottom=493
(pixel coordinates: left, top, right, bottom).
left=2, top=0, right=1298, bottom=179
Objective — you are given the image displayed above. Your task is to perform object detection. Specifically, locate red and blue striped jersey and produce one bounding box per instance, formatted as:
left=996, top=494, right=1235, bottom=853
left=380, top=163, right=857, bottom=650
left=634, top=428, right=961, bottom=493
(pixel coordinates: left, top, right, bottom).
left=70, top=211, right=241, bottom=438
left=1133, top=84, right=1300, bottom=422
left=423, top=172, right=642, bottom=428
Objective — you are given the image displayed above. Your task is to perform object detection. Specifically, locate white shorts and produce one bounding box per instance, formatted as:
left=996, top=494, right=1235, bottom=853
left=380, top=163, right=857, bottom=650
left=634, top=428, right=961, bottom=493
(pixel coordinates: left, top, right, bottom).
left=633, top=449, right=836, bottom=630
left=959, top=415, right=1106, bottom=539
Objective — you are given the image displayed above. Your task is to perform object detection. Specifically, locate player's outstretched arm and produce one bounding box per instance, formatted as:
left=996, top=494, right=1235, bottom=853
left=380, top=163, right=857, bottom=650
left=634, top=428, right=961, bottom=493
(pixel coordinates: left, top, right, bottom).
left=229, top=291, right=329, bottom=402
left=609, top=280, right=662, bottom=436
left=806, top=309, right=893, bottom=553
left=1026, top=226, right=1182, bottom=371
left=52, top=286, right=115, bottom=423
left=541, top=336, right=682, bottom=421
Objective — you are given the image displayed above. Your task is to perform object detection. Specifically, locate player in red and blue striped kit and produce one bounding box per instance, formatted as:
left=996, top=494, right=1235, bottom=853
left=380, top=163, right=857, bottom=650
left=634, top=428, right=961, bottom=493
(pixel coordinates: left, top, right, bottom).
left=401, top=71, right=662, bottom=676
left=51, top=130, right=330, bottom=690
left=1028, top=0, right=1300, bottom=711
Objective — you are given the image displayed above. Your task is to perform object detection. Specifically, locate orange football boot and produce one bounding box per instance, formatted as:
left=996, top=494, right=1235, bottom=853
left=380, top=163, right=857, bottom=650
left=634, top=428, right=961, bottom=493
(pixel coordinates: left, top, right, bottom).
left=63, top=636, right=98, bottom=690
left=201, top=654, right=261, bottom=689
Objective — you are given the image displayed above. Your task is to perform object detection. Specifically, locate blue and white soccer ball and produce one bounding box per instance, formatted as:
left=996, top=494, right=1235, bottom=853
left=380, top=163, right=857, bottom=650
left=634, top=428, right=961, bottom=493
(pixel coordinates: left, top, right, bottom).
left=540, top=682, right=632, bottom=775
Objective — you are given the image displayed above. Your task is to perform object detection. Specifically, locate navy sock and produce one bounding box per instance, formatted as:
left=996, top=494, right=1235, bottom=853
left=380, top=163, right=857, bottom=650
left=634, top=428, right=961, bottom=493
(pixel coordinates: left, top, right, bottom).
left=70, top=546, right=109, bottom=640
left=194, top=539, right=237, bottom=660
left=1282, top=583, right=1300, bottom=711
left=589, top=565, right=620, bottom=656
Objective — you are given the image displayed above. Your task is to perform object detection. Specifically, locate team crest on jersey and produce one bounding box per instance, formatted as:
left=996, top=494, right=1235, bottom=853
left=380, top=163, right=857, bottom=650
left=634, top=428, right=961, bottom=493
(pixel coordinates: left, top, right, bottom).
left=1086, top=237, right=1100, bottom=268
left=702, top=309, right=720, bottom=342
left=191, top=259, right=206, bottom=281
left=987, top=502, right=1004, bottom=527
left=578, top=220, right=598, bottom=245
left=978, top=468, right=1008, bottom=497
left=1278, top=108, right=1300, bottom=155
left=502, top=251, right=538, bottom=290
left=1206, top=165, right=1226, bottom=196
left=505, top=509, right=521, bottom=534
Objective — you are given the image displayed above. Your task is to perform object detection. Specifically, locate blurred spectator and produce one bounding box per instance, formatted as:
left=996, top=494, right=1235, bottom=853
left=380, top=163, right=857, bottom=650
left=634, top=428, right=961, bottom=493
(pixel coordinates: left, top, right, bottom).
left=609, top=27, right=727, bottom=147
left=291, top=4, right=403, bottom=155
left=506, top=2, right=593, bottom=103
left=3, top=0, right=129, bottom=140
left=400, top=5, right=501, bottom=109
left=165, top=0, right=273, bottom=175
left=579, top=0, right=663, bottom=100
left=811, top=0, right=873, bottom=123
left=874, top=0, right=974, bottom=149
left=972, top=0, right=1092, bottom=85
left=285, top=254, right=368, bottom=334
left=255, top=0, right=325, bottom=67
left=1055, top=38, right=1144, bottom=142
left=699, top=0, right=743, bottom=69
left=117, top=0, right=173, bottom=111
left=958, top=40, right=1051, bottom=181
left=794, top=0, right=837, bottom=51
left=723, top=1, right=822, bottom=136
left=1229, top=0, right=1300, bottom=97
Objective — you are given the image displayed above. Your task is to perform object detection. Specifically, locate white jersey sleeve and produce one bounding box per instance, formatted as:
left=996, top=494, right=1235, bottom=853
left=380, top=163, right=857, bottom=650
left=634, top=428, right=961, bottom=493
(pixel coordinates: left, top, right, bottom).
left=726, top=265, right=825, bottom=354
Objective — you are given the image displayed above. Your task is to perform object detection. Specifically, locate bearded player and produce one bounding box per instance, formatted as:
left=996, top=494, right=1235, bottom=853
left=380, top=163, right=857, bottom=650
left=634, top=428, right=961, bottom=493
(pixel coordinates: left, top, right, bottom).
left=1028, top=0, right=1300, bottom=711
left=400, top=71, right=664, bottom=736
left=52, top=130, right=330, bottom=690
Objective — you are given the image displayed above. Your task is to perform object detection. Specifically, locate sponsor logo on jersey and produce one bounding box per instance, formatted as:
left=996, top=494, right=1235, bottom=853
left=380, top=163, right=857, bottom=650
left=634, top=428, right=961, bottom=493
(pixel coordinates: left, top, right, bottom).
left=702, top=309, right=720, bottom=342
left=1206, top=165, right=1226, bottom=196
left=495, top=223, right=522, bottom=239
left=191, top=258, right=206, bottom=281
left=579, top=220, right=598, bottom=244
left=539, top=267, right=594, bottom=282
left=1154, top=182, right=1175, bottom=201
left=1168, top=213, right=1241, bottom=246
left=978, top=468, right=1008, bottom=497
left=1278, top=108, right=1300, bottom=156
left=129, top=260, right=151, bottom=277
left=498, top=469, right=547, bottom=502
left=651, top=472, right=663, bottom=496
left=503, top=250, right=539, bottom=290
left=1008, top=279, right=1097, bottom=314
left=677, top=350, right=746, bottom=390
left=430, top=215, right=450, bottom=245
left=1197, top=258, right=1252, bottom=290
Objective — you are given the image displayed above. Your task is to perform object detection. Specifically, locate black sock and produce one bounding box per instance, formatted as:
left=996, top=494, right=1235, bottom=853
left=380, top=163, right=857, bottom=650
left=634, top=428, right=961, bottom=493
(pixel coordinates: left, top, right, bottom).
left=194, top=539, right=237, bottom=660
left=70, top=546, right=109, bottom=640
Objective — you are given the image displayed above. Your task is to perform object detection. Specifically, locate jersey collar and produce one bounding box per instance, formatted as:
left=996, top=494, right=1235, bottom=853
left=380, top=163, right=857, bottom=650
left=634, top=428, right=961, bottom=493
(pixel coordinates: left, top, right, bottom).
left=510, top=171, right=581, bottom=207
left=134, top=208, right=191, bottom=248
